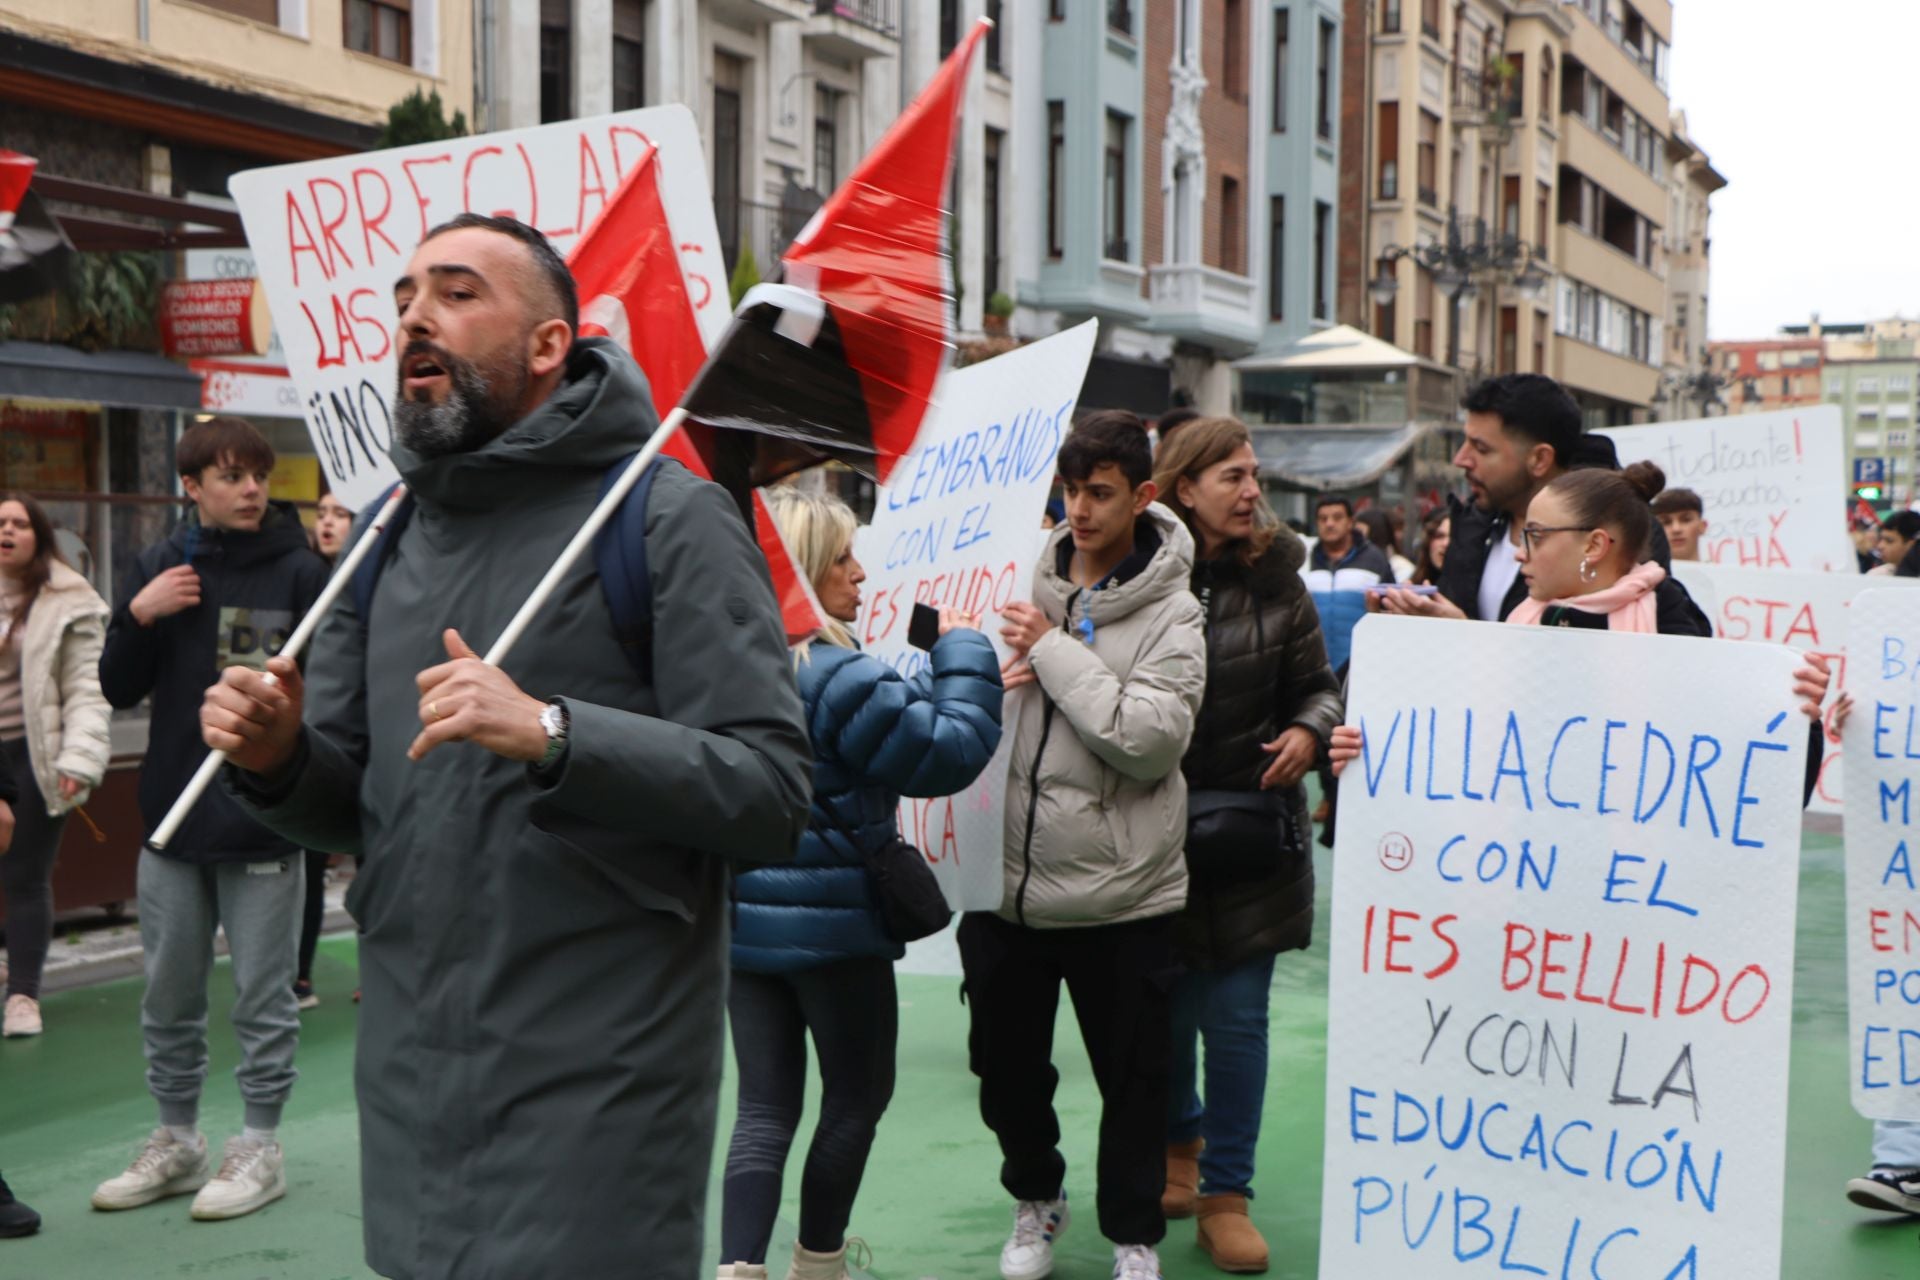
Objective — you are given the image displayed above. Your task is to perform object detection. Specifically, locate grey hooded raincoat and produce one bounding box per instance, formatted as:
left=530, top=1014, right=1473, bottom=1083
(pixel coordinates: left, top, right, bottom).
left=229, top=338, right=812, bottom=1280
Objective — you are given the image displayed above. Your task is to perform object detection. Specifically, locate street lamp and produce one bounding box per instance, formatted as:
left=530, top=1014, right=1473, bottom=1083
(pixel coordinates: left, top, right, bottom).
left=1371, top=209, right=1547, bottom=369
left=1659, top=362, right=1729, bottom=418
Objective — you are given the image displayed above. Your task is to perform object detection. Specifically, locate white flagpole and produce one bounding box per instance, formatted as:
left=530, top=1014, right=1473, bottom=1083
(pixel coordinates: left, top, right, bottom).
left=146, top=482, right=412, bottom=852
left=481, top=407, right=685, bottom=665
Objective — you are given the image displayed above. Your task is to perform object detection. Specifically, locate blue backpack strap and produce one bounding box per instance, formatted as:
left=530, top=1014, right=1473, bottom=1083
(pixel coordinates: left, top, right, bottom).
left=348, top=481, right=414, bottom=633
left=594, top=454, right=663, bottom=683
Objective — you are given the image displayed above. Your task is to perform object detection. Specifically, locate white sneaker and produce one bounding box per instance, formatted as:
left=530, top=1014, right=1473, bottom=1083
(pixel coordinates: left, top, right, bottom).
left=715, top=1266, right=769, bottom=1280
left=189, top=1137, right=286, bottom=1220
left=1000, top=1192, right=1069, bottom=1280
left=3, top=995, right=41, bottom=1037
left=91, top=1129, right=210, bottom=1210
left=1112, top=1243, right=1162, bottom=1280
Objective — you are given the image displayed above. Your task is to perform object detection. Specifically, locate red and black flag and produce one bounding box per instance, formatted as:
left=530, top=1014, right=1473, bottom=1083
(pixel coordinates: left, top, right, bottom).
left=568, top=138, right=827, bottom=640
left=677, top=17, right=992, bottom=487
left=0, top=151, right=73, bottom=306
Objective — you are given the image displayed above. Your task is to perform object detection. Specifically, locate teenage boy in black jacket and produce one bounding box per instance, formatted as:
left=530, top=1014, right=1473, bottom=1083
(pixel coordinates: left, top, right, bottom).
left=93, top=417, right=328, bottom=1222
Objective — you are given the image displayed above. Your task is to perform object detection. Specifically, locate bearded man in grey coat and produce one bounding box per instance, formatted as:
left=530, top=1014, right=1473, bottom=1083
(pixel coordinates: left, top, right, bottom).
left=202, top=214, right=812, bottom=1280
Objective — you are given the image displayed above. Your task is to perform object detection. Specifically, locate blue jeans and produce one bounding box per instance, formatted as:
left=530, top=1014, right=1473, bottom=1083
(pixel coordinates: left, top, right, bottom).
left=1167, top=954, right=1275, bottom=1199
left=1874, top=1119, right=1920, bottom=1169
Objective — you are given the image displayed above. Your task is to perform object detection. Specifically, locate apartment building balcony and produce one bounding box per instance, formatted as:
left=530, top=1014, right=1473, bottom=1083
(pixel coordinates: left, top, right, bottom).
left=803, top=0, right=899, bottom=60
left=709, top=0, right=812, bottom=26
left=1145, top=263, right=1263, bottom=353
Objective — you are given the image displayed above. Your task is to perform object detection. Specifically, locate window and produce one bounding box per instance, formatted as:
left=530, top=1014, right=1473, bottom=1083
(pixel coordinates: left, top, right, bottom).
left=1223, top=0, right=1244, bottom=99
left=1220, top=176, right=1242, bottom=274
left=1421, top=0, right=1440, bottom=39
left=1414, top=266, right=1434, bottom=357
left=813, top=89, right=840, bottom=196
left=1500, top=306, right=1518, bottom=374
left=1376, top=102, right=1399, bottom=199
left=984, top=128, right=1004, bottom=296
left=939, top=0, right=958, bottom=58
left=1268, top=196, right=1285, bottom=321
left=986, top=0, right=1004, bottom=70
left=1535, top=180, right=1550, bottom=257
left=209, top=0, right=279, bottom=24
left=1539, top=49, right=1554, bottom=119
left=1104, top=112, right=1130, bottom=260
left=1047, top=102, right=1065, bottom=257
left=612, top=0, right=644, bottom=111
left=1533, top=312, right=1547, bottom=374
left=1892, top=375, right=1912, bottom=393
left=539, top=0, right=570, bottom=122
left=346, top=0, right=411, bottom=65
left=1416, top=110, right=1438, bottom=206
left=1313, top=199, right=1330, bottom=320
left=1382, top=0, right=1400, bottom=32
left=1505, top=52, right=1524, bottom=118
left=1502, top=175, right=1520, bottom=240
left=713, top=54, right=744, bottom=268
left=1050, top=0, right=1064, bottom=18
left=1271, top=8, right=1288, bottom=131
left=1108, top=0, right=1132, bottom=37
left=1859, top=376, right=1880, bottom=393
left=1316, top=18, right=1335, bottom=140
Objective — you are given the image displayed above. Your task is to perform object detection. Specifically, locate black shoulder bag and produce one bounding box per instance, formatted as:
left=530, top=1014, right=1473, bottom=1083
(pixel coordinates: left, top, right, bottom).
left=864, top=836, right=953, bottom=942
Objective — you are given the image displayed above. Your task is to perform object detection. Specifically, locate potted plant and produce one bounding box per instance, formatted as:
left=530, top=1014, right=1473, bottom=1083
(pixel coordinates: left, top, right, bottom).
left=984, top=290, right=1014, bottom=336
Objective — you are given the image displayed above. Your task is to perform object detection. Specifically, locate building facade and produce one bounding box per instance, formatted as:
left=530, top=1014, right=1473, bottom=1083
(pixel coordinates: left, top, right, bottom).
left=1653, top=108, right=1722, bottom=419
left=1336, top=0, right=1692, bottom=429
left=1823, top=357, right=1920, bottom=508
left=1707, top=336, right=1823, bottom=415
left=484, top=0, right=906, bottom=297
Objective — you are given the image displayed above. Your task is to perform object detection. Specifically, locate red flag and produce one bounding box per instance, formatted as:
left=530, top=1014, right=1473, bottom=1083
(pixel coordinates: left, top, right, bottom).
left=679, top=18, right=991, bottom=486
left=567, top=142, right=824, bottom=641
left=779, top=19, right=988, bottom=483
left=0, top=152, right=36, bottom=231
left=571, top=142, right=708, bottom=423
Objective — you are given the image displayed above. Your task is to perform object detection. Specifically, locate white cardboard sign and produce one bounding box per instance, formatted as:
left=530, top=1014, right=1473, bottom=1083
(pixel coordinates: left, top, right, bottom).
left=1322, top=615, right=1805, bottom=1279
left=1673, top=563, right=1920, bottom=815
left=1600, top=407, right=1853, bottom=573
left=229, top=107, right=727, bottom=509
left=852, top=321, right=1097, bottom=913
left=1844, top=588, right=1920, bottom=1119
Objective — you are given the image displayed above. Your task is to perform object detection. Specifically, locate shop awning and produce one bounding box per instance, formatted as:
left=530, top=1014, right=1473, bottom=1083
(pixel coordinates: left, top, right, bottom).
left=1249, top=422, right=1434, bottom=491
left=0, top=341, right=202, bottom=410
left=1234, top=324, right=1421, bottom=372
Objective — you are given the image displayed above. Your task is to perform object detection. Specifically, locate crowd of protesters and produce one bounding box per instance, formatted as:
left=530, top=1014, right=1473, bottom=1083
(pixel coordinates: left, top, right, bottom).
left=0, top=215, right=1915, bottom=1279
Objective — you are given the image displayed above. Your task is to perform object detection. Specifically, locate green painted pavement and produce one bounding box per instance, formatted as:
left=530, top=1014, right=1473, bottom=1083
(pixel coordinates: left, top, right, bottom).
left=0, top=823, right=1914, bottom=1278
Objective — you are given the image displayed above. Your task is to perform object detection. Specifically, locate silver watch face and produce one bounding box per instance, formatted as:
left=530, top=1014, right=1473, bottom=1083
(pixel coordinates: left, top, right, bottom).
left=540, top=704, right=564, bottom=737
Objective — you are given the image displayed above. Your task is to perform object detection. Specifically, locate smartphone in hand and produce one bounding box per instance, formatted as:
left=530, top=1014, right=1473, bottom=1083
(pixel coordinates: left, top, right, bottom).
left=907, top=602, right=941, bottom=652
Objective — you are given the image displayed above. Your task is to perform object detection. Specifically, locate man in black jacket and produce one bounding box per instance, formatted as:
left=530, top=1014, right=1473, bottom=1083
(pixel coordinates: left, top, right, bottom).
left=92, top=417, right=328, bottom=1222
left=1380, top=375, right=1578, bottom=624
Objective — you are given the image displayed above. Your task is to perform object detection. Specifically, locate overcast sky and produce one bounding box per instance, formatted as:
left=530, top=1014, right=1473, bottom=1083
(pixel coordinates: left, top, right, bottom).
left=1666, top=2, right=1920, bottom=341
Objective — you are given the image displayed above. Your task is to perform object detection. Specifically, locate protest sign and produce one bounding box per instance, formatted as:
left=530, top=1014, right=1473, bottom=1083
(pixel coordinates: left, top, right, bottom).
left=1322, top=614, right=1805, bottom=1278
left=853, top=320, right=1096, bottom=912
left=1673, top=562, right=1920, bottom=815
left=230, top=107, right=726, bottom=509
left=1844, top=588, right=1920, bottom=1120
left=1600, top=407, right=1852, bottom=573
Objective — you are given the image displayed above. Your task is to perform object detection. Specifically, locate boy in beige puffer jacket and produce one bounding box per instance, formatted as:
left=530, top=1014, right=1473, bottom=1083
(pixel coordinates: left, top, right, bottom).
left=960, top=413, right=1206, bottom=1280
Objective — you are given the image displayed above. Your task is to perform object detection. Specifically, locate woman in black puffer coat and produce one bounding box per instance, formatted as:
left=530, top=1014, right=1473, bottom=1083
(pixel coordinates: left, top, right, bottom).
left=1150, top=417, right=1344, bottom=1272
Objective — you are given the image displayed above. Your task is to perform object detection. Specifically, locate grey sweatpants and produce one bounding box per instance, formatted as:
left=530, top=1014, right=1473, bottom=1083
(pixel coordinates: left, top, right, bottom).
left=137, top=849, right=303, bottom=1130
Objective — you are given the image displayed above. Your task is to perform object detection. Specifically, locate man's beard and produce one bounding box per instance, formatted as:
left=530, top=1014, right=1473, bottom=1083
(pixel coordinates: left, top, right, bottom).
left=393, top=341, right=529, bottom=459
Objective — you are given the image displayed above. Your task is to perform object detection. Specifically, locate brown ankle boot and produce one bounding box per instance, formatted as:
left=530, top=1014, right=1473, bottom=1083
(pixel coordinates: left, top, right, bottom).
left=1196, top=1193, right=1268, bottom=1273
left=1160, top=1138, right=1204, bottom=1219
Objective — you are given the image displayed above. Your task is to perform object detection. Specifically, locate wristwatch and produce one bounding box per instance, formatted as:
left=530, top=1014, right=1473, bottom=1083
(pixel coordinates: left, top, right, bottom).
left=537, top=699, right=571, bottom=770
